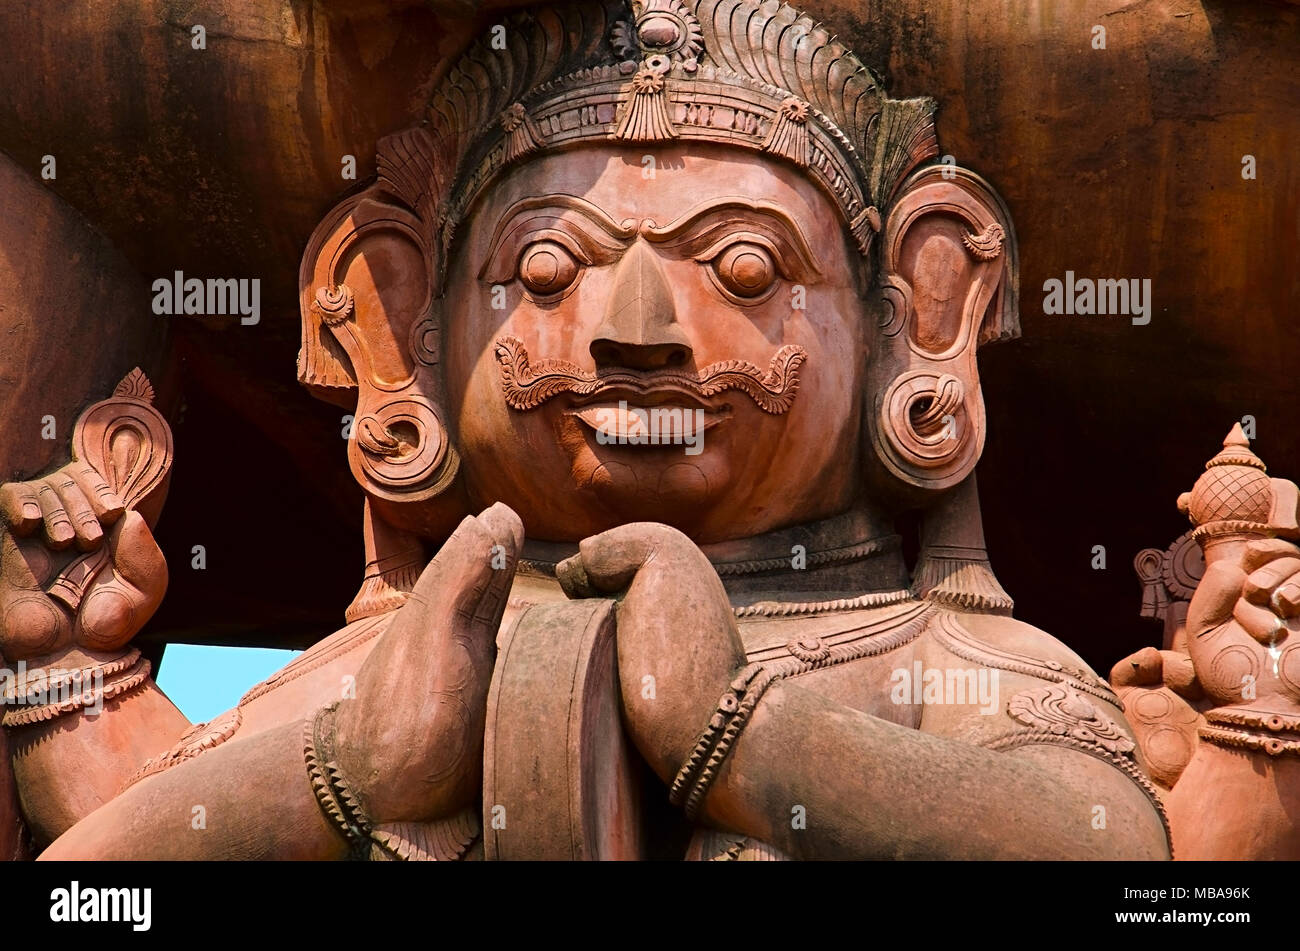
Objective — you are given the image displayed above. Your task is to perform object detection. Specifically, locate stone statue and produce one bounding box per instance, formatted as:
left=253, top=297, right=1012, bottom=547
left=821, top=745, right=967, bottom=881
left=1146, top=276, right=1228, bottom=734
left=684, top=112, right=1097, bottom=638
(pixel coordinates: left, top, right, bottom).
left=2, top=0, right=1172, bottom=860
left=1112, top=425, right=1300, bottom=859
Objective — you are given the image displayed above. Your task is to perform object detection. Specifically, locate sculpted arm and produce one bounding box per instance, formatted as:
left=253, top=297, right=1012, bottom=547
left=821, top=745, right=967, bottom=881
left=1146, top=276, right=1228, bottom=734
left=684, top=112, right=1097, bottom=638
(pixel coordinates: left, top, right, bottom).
left=700, top=680, right=1168, bottom=859
left=0, top=375, right=191, bottom=844
left=41, top=505, right=521, bottom=860
left=559, top=523, right=1169, bottom=860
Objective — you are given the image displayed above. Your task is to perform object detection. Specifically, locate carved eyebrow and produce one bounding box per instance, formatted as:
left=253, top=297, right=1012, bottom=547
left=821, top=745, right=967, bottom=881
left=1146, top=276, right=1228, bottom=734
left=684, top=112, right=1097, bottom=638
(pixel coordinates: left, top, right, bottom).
left=479, top=195, right=637, bottom=282
left=640, top=198, right=824, bottom=283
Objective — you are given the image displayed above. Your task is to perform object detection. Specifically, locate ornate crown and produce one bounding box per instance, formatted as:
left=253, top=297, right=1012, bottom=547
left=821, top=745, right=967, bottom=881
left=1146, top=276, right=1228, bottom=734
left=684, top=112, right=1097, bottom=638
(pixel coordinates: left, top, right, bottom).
left=374, top=0, right=940, bottom=285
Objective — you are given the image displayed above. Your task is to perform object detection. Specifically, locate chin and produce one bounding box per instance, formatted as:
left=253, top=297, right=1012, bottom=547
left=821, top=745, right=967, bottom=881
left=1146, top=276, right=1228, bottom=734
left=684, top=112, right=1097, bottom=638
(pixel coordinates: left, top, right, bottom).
left=573, top=444, right=730, bottom=524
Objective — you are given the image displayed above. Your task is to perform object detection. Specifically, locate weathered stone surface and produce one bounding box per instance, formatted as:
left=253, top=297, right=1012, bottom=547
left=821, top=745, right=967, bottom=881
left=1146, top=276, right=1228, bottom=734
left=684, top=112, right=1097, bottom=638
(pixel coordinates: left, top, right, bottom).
left=0, top=152, right=167, bottom=485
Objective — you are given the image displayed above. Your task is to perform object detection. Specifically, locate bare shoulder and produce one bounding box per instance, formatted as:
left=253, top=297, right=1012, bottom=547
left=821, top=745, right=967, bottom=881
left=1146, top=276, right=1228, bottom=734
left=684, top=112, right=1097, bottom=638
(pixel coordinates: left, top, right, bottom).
left=916, top=607, right=1132, bottom=744
left=915, top=608, right=1171, bottom=859
left=940, top=610, right=1106, bottom=688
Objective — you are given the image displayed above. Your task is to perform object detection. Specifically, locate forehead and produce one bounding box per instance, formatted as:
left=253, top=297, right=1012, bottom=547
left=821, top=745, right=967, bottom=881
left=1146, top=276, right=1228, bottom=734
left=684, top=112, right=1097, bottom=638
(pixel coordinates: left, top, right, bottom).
left=461, top=142, right=846, bottom=247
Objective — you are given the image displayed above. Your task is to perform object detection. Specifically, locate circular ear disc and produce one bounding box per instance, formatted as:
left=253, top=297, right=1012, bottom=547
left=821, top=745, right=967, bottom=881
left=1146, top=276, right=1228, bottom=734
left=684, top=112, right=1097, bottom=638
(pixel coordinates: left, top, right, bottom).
left=874, top=369, right=983, bottom=491
left=348, top=395, right=459, bottom=503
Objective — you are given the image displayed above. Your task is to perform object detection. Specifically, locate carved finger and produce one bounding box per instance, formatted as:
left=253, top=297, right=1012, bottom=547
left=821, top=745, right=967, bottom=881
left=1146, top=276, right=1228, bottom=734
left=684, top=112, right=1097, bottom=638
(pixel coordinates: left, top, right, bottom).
left=101, top=510, right=167, bottom=600
left=1159, top=649, right=1202, bottom=699
left=1241, top=538, right=1300, bottom=574
left=0, top=482, right=43, bottom=535
left=470, top=502, right=524, bottom=626
left=558, top=522, right=670, bottom=597
left=49, top=474, right=104, bottom=552
left=75, top=511, right=167, bottom=650
left=1232, top=598, right=1285, bottom=645
left=1271, top=575, right=1300, bottom=620
left=1242, top=557, right=1300, bottom=607
left=404, top=509, right=513, bottom=625
left=67, top=461, right=126, bottom=525
left=34, top=481, right=76, bottom=550
left=1108, top=646, right=1162, bottom=687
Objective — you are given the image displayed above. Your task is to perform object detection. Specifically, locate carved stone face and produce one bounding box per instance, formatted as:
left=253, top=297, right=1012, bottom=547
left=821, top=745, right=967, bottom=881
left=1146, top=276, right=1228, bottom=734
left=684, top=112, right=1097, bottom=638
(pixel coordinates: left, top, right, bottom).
left=444, top=143, right=867, bottom=543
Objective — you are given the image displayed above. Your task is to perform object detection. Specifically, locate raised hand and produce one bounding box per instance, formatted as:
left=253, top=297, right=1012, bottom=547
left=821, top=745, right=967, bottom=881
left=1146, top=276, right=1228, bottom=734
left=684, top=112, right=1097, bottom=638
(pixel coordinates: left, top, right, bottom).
left=333, top=502, right=523, bottom=825
left=0, top=461, right=167, bottom=660
left=1183, top=537, right=1300, bottom=708
left=1, top=460, right=125, bottom=552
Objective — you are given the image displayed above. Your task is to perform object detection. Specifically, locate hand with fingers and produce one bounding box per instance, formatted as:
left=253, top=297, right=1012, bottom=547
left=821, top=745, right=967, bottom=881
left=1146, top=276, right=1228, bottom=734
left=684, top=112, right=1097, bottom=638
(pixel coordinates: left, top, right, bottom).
left=1185, top=537, right=1300, bottom=708
left=556, top=522, right=749, bottom=783
left=332, top=503, right=524, bottom=826
left=0, top=461, right=167, bottom=661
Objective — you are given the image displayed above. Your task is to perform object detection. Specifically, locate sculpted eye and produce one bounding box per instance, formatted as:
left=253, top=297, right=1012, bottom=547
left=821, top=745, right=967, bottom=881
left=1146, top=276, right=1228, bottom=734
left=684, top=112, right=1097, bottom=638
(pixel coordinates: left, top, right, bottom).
left=712, top=242, right=777, bottom=300
left=518, top=240, right=580, bottom=296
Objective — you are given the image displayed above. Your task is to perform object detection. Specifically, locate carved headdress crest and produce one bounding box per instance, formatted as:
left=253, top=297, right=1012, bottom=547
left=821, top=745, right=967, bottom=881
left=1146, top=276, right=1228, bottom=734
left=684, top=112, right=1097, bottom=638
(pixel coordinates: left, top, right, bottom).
left=374, top=0, right=938, bottom=278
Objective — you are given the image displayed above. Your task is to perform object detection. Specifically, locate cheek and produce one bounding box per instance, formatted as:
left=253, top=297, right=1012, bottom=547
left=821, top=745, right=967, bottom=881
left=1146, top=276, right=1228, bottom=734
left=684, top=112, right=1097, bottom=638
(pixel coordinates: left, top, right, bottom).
left=764, top=284, right=865, bottom=452
left=447, top=275, right=606, bottom=455
left=799, top=286, right=865, bottom=410
left=509, top=279, right=607, bottom=367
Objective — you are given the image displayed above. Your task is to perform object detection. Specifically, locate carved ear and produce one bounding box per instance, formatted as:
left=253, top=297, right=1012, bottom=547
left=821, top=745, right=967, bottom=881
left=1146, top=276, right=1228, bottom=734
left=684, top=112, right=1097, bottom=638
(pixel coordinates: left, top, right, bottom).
left=298, top=192, right=458, bottom=503
left=867, top=165, right=1019, bottom=492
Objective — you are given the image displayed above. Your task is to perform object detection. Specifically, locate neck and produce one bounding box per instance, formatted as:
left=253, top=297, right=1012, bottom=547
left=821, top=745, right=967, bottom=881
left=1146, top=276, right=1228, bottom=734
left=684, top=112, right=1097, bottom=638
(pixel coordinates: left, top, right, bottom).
left=518, top=507, right=910, bottom=608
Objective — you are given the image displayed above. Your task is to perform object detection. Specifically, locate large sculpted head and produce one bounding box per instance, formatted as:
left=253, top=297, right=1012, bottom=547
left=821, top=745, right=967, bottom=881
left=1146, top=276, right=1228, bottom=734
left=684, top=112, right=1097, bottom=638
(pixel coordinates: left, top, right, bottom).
left=299, top=0, right=1019, bottom=552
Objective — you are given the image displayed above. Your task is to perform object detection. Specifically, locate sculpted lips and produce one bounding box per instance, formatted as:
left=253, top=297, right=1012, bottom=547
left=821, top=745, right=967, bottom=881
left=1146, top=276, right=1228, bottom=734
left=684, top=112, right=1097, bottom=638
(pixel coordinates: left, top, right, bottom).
left=569, top=399, right=733, bottom=443
left=492, top=335, right=808, bottom=415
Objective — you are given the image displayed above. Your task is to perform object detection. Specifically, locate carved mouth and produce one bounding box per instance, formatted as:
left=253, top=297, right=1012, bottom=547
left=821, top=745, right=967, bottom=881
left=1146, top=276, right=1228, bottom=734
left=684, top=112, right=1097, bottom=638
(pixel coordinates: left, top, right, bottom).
left=568, top=400, right=732, bottom=444
left=569, top=383, right=712, bottom=411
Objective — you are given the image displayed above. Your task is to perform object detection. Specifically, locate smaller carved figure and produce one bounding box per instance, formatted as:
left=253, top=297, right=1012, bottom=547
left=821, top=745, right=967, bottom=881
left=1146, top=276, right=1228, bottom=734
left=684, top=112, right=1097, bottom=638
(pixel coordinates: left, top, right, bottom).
left=1112, top=424, right=1300, bottom=859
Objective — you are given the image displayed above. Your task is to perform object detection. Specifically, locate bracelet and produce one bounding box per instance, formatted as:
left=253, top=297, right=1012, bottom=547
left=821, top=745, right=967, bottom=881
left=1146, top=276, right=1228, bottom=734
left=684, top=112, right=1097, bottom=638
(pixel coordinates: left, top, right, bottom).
left=0, top=649, right=150, bottom=727
left=669, top=663, right=774, bottom=820
left=303, top=702, right=373, bottom=859
left=303, top=701, right=483, bottom=861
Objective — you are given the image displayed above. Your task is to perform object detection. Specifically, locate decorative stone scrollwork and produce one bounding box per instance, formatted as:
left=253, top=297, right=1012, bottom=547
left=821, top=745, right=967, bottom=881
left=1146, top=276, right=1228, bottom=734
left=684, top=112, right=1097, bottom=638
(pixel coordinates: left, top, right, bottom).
left=348, top=396, right=459, bottom=501
left=1007, top=683, right=1136, bottom=755
left=876, top=369, right=972, bottom=489
left=120, top=707, right=243, bottom=792
left=311, top=284, right=354, bottom=326
left=961, top=222, right=1005, bottom=261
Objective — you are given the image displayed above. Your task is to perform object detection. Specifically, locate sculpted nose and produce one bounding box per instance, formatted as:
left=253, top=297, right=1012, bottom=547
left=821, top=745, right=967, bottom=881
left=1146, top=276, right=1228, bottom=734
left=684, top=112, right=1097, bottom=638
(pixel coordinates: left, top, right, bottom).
left=590, top=240, right=692, bottom=371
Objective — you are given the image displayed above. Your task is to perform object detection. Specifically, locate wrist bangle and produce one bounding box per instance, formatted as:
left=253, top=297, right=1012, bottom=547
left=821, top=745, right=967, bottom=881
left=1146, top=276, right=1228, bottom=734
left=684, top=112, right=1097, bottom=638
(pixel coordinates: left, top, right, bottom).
left=670, top=663, right=775, bottom=820
left=304, top=701, right=373, bottom=859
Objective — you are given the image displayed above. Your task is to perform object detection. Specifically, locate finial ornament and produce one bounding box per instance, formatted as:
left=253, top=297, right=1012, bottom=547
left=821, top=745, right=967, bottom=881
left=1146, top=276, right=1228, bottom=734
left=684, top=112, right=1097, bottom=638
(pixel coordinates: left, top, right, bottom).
left=499, top=103, right=542, bottom=162
left=1180, top=425, right=1274, bottom=534
left=1207, top=422, right=1265, bottom=471
left=612, top=0, right=704, bottom=67
left=761, top=96, right=811, bottom=165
